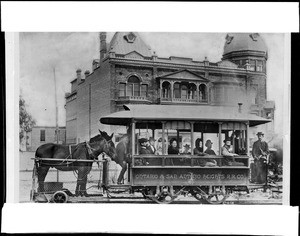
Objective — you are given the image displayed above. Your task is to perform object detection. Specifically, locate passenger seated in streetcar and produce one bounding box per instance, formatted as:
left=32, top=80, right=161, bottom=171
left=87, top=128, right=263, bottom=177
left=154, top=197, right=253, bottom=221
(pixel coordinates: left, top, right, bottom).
left=168, top=138, right=180, bottom=155
left=194, top=138, right=216, bottom=167
left=147, top=137, right=157, bottom=155
left=168, top=138, right=185, bottom=166
left=181, top=144, right=191, bottom=154
left=204, top=140, right=216, bottom=155
left=193, top=138, right=206, bottom=156
left=156, top=137, right=168, bottom=155
left=156, top=138, right=163, bottom=155
left=221, top=138, right=244, bottom=166
left=136, top=138, right=150, bottom=165
left=139, top=138, right=151, bottom=155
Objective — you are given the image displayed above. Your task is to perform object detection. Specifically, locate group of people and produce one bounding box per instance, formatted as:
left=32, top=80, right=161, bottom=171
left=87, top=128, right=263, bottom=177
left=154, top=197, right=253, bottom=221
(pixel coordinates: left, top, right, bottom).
left=114, top=131, right=269, bottom=184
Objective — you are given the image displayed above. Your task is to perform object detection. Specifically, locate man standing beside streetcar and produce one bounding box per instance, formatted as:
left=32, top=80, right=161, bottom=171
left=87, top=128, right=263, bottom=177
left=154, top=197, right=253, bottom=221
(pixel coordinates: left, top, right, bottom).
left=251, top=132, right=269, bottom=184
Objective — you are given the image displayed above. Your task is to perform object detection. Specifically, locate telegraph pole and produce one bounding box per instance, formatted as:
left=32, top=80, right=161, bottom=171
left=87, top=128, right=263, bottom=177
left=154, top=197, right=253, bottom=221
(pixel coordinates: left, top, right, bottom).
left=53, top=67, right=59, bottom=182
left=53, top=67, right=59, bottom=144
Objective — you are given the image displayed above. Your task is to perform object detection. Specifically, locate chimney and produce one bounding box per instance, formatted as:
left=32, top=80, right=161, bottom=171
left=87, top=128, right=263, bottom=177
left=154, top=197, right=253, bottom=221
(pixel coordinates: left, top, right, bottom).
left=84, top=70, right=90, bottom=79
left=238, top=103, right=243, bottom=113
left=92, top=60, right=99, bottom=71
left=108, top=46, right=115, bottom=58
left=152, top=51, right=157, bottom=61
left=100, top=32, right=107, bottom=62
left=204, top=56, right=209, bottom=66
left=76, top=69, right=82, bottom=85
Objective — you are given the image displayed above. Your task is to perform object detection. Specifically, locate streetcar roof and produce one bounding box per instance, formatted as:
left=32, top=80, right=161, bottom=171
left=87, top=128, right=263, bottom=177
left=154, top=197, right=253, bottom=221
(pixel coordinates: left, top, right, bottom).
left=100, top=104, right=271, bottom=126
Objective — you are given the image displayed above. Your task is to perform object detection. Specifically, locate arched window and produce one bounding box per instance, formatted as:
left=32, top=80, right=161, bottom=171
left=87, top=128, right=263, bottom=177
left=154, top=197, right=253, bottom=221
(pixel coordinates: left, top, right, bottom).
left=162, top=81, right=171, bottom=98
left=174, top=82, right=181, bottom=98
left=188, top=83, right=197, bottom=99
left=199, top=84, right=207, bottom=101
left=127, top=75, right=140, bottom=97
left=181, top=84, right=188, bottom=99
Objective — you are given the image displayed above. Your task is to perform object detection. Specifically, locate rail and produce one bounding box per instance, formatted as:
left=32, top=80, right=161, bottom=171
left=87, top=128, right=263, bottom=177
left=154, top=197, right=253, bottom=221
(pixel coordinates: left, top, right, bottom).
left=132, top=154, right=249, bottom=159
left=31, top=157, right=106, bottom=163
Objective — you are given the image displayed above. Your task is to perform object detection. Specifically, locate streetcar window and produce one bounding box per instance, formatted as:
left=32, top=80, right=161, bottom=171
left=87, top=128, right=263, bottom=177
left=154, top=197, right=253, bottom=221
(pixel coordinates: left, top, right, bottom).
left=221, top=122, right=247, bottom=155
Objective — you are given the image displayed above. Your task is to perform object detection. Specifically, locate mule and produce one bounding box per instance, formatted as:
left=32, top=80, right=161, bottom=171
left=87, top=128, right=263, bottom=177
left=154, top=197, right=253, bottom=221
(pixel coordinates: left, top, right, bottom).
left=34, top=130, right=116, bottom=197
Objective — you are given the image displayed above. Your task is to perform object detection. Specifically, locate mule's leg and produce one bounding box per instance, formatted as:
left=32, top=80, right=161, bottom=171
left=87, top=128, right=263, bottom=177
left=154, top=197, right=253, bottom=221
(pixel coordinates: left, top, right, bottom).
left=81, top=166, right=92, bottom=197
left=36, top=166, right=50, bottom=193
left=81, top=173, right=89, bottom=197
left=76, top=166, right=90, bottom=197
left=75, top=173, right=83, bottom=197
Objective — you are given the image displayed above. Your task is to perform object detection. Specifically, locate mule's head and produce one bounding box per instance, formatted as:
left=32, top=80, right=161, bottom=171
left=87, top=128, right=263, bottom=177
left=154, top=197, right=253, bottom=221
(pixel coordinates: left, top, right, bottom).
left=89, top=132, right=117, bottom=160
left=99, top=129, right=114, bottom=141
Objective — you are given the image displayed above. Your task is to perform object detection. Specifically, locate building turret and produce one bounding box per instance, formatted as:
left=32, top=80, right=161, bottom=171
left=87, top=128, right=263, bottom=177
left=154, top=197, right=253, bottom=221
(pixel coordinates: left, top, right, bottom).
left=222, top=33, right=268, bottom=72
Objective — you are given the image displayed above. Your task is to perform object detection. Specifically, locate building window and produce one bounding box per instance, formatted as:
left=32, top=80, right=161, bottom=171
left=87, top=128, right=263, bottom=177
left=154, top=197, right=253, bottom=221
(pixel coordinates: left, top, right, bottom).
left=174, top=83, right=181, bottom=98
left=181, top=84, right=188, bottom=99
left=40, top=130, right=45, bottom=142
left=256, top=61, right=263, bottom=72
left=119, top=83, right=126, bottom=97
left=199, top=84, right=207, bottom=101
left=188, top=84, right=197, bottom=99
left=127, top=76, right=140, bottom=97
left=249, top=60, right=255, bottom=71
left=162, top=81, right=171, bottom=98
left=141, top=84, right=148, bottom=97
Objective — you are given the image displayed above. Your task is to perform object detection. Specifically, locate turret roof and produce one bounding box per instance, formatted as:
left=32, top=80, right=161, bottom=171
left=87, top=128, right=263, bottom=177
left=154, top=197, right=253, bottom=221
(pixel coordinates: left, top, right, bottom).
left=223, top=33, right=268, bottom=56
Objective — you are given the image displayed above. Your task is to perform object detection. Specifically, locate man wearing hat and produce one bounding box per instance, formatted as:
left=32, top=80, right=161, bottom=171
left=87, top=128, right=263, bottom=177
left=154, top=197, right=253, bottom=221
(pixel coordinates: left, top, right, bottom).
left=139, top=138, right=151, bottom=155
left=147, top=137, right=157, bottom=154
left=221, top=137, right=244, bottom=166
left=182, top=144, right=191, bottom=154
left=204, top=140, right=216, bottom=155
left=251, top=132, right=269, bottom=183
left=115, top=134, right=130, bottom=185
left=136, top=138, right=151, bottom=166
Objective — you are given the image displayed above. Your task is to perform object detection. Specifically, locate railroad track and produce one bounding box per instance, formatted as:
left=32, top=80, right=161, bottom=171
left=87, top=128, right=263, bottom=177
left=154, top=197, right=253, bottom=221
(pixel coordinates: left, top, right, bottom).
left=61, top=195, right=282, bottom=204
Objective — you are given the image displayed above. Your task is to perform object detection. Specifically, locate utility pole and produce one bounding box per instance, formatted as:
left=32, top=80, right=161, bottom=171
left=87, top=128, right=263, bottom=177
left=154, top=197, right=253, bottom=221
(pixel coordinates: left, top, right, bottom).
left=53, top=67, right=59, bottom=182
left=53, top=67, right=59, bottom=144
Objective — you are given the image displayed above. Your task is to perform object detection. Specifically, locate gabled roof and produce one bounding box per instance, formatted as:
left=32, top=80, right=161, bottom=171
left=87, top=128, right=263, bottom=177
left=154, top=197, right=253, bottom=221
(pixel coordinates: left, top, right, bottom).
left=124, top=51, right=145, bottom=59
left=100, top=104, right=271, bottom=127
left=107, top=32, right=152, bottom=57
left=157, top=69, right=209, bottom=82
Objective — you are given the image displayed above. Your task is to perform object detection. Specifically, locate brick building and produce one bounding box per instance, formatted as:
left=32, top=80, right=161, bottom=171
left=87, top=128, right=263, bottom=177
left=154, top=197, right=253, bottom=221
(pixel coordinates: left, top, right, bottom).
left=24, top=126, right=66, bottom=151
left=65, top=32, right=275, bottom=145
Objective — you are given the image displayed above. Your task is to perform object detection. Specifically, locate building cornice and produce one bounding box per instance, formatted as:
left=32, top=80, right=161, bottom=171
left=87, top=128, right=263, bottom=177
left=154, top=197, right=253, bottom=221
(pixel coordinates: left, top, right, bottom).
left=109, top=57, right=267, bottom=77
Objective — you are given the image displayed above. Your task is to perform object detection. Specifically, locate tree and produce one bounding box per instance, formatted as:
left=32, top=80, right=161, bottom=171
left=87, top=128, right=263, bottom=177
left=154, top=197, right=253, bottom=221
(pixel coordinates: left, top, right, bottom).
left=19, top=95, right=36, bottom=143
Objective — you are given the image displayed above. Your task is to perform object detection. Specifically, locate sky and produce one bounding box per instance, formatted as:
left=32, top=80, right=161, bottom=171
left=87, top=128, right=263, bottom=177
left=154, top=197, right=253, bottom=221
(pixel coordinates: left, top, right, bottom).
left=19, top=32, right=286, bottom=135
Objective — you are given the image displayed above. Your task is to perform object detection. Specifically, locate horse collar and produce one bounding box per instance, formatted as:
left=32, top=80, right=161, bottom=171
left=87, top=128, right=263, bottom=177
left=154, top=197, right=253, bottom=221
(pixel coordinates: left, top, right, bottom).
left=85, top=141, right=97, bottom=159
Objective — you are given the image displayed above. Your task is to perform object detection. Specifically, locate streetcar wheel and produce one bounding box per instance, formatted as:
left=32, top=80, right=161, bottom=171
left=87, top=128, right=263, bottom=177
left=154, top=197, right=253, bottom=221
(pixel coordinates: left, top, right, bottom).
left=52, top=191, right=69, bottom=203
left=192, top=192, right=208, bottom=204
left=202, top=192, right=228, bottom=204
left=153, top=195, right=176, bottom=204
left=146, top=194, right=177, bottom=204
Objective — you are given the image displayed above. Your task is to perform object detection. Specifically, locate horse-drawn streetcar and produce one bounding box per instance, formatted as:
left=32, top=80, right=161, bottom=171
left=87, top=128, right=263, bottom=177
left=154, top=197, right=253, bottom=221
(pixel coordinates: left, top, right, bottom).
left=31, top=104, right=271, bottom=204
